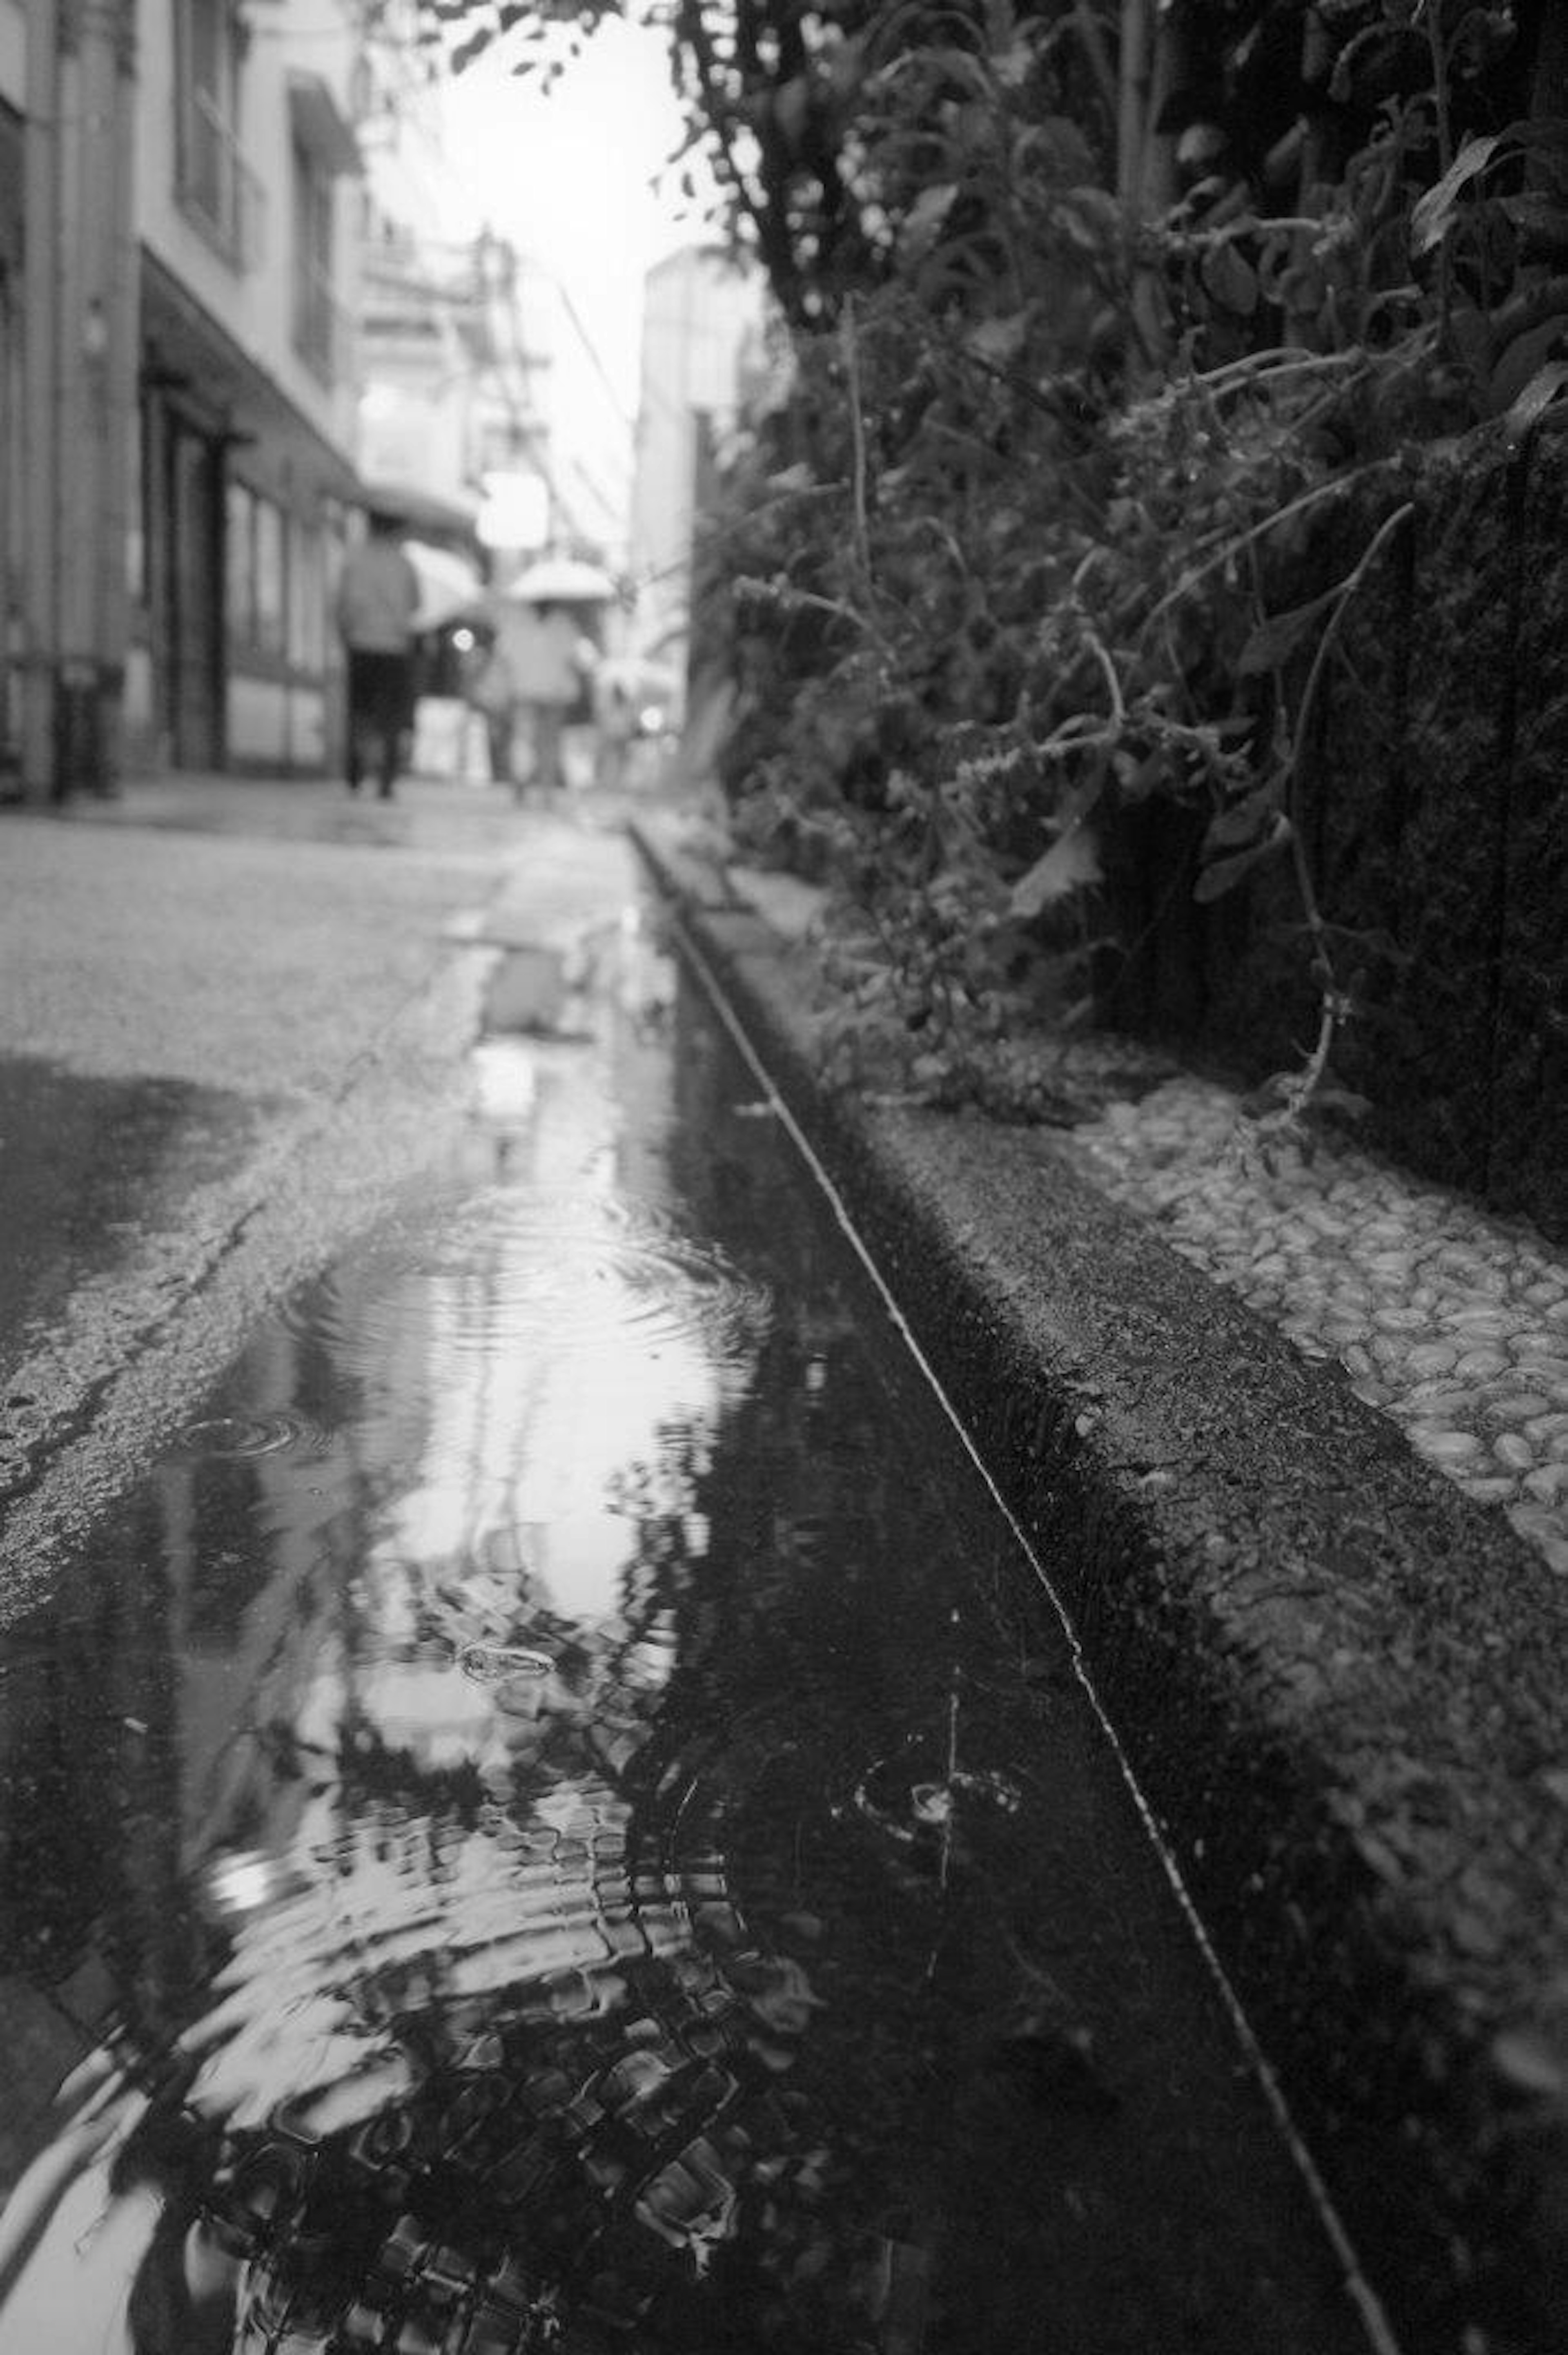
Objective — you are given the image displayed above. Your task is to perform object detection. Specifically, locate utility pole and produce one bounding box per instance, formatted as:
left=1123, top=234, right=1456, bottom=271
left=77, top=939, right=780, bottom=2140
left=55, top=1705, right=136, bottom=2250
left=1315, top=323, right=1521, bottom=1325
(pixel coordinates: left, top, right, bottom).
left=20, top=0, right=138, bottom=802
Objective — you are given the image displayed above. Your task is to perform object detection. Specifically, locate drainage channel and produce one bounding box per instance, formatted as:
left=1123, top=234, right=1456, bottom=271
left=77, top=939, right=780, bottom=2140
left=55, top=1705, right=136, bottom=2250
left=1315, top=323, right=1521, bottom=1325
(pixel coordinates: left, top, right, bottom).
left=0, top=879, right=1394, bottom=2355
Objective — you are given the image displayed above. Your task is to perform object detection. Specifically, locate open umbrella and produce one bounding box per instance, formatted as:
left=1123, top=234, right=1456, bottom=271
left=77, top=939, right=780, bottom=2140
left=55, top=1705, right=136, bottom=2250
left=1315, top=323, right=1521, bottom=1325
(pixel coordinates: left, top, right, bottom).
left=405, top=541, right=486, bottom=631
left=501, top=555, right=615, bottom=605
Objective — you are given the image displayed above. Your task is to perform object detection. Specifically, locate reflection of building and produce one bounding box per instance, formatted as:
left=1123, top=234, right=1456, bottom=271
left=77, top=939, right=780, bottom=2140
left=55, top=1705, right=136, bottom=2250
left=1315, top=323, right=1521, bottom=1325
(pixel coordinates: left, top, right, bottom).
left=626, top=247, right=766, bottom=720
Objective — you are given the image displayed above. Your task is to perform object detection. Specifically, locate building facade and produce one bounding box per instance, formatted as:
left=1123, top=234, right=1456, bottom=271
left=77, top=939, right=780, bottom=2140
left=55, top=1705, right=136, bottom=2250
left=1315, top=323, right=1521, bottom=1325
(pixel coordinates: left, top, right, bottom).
left=2, top=0, right=490, bottom=801
left=625, top=245, right=765, bottom=726
left=0, top=4, right=23, bottom=794
left=129, top=0, right=366, bottom=779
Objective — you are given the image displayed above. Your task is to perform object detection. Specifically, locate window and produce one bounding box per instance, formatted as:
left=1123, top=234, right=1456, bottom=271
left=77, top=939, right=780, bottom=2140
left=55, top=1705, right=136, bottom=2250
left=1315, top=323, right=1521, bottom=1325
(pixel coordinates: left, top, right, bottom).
left=287, top=76, right=360, bottom=387
left=254, top=499, right=285, bottom=658
left=225, top=480, right=254, bottom=649
left=292, top=140, right=337, bottom=383
left=290, top=517, right=326, bottom=670
left=227, top=486, right=287, bottom=662
left=174, top=0, right=261, bottom=268
left=225, top=480, right=288, bottom=659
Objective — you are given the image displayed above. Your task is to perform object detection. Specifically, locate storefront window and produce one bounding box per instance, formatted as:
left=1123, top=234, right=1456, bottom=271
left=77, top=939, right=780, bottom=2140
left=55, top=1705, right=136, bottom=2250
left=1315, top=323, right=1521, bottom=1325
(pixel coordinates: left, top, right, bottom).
left=225, top=479, right=254, bottom=648
left=291, top=516, right=325, bottom=669
left=254, top=497, right=285, bottom=657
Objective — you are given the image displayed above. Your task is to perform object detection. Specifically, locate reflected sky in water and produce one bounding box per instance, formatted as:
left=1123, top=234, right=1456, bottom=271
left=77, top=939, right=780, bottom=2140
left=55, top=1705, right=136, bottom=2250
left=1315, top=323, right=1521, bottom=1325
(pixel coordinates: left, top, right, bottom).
left=0, top=889, right=1384, bottom=2355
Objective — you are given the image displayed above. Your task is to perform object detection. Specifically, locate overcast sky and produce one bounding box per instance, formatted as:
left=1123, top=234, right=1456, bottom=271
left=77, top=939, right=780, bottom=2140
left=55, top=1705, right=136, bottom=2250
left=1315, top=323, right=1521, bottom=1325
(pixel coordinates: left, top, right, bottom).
left=436, top=17, right=714, bottom=537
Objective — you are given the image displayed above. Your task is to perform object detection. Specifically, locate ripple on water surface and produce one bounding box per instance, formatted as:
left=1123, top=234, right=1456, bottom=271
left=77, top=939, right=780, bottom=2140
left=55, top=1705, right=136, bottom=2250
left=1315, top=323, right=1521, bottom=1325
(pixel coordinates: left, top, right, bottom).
left=0, top=997, right=1388, bottom=2355
left=172, top=1406, right=324, bottom=1458
left=283, top=1187, right=772, bottom=1375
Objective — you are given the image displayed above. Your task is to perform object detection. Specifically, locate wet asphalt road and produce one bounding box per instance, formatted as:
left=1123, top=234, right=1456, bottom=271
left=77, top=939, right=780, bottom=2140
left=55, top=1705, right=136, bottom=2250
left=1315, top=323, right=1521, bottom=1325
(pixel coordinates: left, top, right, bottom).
left=0, top=773, right=633, bottom=1616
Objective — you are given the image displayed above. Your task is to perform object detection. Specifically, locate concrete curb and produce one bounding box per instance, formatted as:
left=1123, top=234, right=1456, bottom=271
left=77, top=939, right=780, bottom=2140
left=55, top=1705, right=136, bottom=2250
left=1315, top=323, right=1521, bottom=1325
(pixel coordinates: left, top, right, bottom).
left=631, top=817, right=1568, bottom=2355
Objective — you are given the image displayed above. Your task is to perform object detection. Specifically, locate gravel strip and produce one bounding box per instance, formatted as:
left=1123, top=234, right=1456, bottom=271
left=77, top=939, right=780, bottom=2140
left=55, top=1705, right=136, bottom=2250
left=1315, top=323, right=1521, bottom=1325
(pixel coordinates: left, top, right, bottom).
left=1065, top=1077, right=1568, bottom=1577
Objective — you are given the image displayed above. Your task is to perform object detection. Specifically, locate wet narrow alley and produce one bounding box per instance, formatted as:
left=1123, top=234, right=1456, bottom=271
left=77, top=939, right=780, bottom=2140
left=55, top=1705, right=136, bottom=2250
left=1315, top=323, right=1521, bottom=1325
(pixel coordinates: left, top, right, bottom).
left=0, top=811, right=1395, bottom=2355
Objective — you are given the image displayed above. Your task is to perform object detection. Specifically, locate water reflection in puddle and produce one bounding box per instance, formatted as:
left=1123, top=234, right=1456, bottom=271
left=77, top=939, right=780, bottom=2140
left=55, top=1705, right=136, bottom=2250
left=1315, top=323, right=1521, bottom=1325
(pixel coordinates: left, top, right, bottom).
left=0, top=894, right=1386, bottom=2355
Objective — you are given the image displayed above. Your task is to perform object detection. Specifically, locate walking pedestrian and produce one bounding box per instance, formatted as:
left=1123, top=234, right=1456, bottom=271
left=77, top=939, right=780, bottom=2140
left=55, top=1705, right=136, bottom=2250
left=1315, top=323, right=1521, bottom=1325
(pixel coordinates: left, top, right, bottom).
left=478, top=598, right=590, bottom=800
left=334, top=509, right=420, bottom=800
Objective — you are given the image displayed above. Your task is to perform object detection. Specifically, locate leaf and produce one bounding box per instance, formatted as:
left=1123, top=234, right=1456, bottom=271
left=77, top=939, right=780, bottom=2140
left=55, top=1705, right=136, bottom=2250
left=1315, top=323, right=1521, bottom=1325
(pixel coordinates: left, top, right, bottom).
left=967, top=312, right=1029, bottom=364
left=1194, top=813, right=1292, bottom=903
left=1201, top=782, right=1283, bottom=856
left=1237, top=591, right=1337, bottom=676
left=1500, top=192, right=1568, bottom=254
left=900, top=183, right=960, bottom=259
left=1487, top=315, right=1568, bottom=416
left=1113, top=746, right=1168, bottom=801
left=1500, top=359, right=1568, bottom=446
left=1410, top=132, right=1504, bottom=256
left=993, top=37, right=1033, bottom=89
left=1009, top=821, right=1102, bottom=919
left=1201, top=241, right=1259, bottom=317
left=1412, top=119, right=1568, bottom=256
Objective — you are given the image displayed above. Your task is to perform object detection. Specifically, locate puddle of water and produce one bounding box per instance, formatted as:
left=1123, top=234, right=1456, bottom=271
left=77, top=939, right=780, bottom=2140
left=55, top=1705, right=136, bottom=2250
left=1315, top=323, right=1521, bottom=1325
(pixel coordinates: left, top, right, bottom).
left=0, top=897, right=1388, bottom=2355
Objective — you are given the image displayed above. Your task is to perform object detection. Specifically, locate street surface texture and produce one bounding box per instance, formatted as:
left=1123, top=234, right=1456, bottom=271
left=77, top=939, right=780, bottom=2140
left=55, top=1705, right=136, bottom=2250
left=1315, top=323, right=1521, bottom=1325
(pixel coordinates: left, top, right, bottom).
left=710, top=855, right=1568, bottom=1581
left=0, top=772, right=625, bottom=1617
left=1068, top=1085, right=1568, bottom=1573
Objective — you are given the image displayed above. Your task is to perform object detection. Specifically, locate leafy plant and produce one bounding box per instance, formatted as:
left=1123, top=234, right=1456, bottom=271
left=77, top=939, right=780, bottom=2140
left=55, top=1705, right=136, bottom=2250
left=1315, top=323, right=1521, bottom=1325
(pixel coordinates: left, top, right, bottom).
left=422, top=0, right=1568, bottom=1126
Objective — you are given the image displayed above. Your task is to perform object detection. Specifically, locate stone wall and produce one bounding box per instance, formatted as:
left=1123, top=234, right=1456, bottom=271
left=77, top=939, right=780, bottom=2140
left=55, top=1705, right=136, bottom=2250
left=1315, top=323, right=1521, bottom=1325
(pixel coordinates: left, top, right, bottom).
left=1098, top=423, right=1568, bottom=1247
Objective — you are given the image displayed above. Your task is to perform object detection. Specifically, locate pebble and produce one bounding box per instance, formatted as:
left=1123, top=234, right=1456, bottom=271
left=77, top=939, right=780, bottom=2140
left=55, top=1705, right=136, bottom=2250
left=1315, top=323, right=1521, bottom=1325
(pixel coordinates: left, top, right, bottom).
left=1488, top=1395, right=1553, bottom=1425
left=1410, top=1427, right=1483, bottom=1465
left=1068, top=1075, right=1568, bottom=1574
left=1463, top=1476, right=1521, bottom=1504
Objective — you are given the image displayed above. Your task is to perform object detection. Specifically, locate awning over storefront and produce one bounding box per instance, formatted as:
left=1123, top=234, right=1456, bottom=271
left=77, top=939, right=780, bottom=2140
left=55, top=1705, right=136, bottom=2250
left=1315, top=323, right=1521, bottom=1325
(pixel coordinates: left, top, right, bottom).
left=287, top=73, right=362, bottom=178
left=139, top=249, right=363, bottom=506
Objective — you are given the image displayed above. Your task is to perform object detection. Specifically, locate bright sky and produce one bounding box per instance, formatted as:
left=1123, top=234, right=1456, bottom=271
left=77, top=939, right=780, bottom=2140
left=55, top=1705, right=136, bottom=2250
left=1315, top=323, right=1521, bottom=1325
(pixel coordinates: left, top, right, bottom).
left=435, top=16, right=715, bottom=543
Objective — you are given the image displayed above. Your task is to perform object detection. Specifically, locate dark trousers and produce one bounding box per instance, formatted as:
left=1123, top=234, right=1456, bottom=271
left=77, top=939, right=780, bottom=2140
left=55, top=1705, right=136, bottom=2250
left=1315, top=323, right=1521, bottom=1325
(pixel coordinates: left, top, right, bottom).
left=345, top=649, right=414, bottom=794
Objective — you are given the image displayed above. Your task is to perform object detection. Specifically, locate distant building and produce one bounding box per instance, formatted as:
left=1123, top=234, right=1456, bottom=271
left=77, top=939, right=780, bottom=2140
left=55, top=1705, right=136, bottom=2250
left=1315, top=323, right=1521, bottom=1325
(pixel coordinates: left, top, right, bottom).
left=626, top=246, right=765, bottom=723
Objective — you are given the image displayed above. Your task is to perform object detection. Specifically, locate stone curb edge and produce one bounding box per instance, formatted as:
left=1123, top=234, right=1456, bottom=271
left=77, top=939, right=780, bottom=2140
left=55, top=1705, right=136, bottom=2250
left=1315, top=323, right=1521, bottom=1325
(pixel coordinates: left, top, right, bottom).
left=631, top=816, right=1568, bottom=2355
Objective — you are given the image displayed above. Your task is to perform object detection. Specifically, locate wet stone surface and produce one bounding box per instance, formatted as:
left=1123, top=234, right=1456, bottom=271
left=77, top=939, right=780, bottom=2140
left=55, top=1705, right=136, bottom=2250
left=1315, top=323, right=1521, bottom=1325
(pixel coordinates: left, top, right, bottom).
left=1069, top=1080, right=1568, bottom=1575
left=0, top=896, right=1389, bottom=2355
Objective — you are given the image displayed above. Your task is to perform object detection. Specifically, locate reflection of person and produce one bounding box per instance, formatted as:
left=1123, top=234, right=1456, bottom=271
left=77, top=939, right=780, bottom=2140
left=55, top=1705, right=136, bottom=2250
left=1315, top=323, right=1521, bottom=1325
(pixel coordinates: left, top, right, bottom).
left=334, top=510, right=420, bottom=800
left=477, top=599, right=591, bottom=798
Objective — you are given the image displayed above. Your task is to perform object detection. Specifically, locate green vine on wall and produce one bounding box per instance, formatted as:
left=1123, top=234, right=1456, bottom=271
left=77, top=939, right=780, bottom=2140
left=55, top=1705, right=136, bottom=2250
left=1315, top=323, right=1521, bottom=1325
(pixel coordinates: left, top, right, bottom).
left=420, top=0, right=1568, bottom=1130
left=685, top=0, right=1568, bottom=1133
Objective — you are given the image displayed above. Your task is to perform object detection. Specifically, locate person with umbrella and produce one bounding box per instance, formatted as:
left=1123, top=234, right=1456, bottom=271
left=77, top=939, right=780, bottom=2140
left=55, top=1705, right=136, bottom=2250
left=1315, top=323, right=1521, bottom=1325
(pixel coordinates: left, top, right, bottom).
left=473, top=561, right=609, bottom=799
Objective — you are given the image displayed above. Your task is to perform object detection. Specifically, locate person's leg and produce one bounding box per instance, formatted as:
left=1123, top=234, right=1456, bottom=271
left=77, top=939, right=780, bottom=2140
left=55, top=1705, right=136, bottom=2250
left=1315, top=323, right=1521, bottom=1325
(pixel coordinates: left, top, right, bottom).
left=486, top=706, right=514, bottom=789
left=533, top=702, right=564, bottom=795
left=365, top=654, right=399, bottom=798
left=345, top=652, right=364, bottom=790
